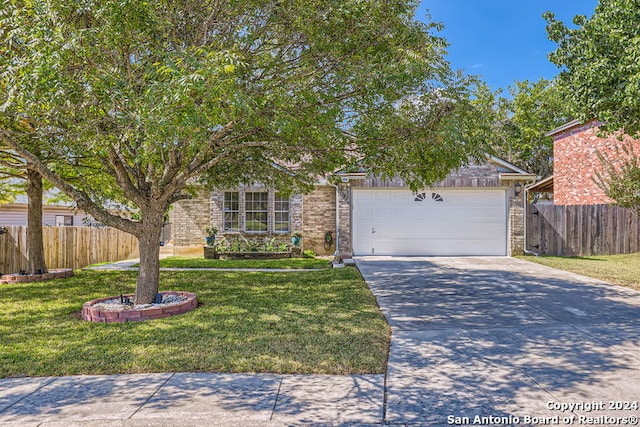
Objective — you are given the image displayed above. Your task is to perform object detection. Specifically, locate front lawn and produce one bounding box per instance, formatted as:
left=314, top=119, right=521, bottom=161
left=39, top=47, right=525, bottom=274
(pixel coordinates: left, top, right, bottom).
left=518, top=252, right=640, bottom=290
left=157, top=256, right=329, bottom=269
left=0, top=268, right=389, bottom=378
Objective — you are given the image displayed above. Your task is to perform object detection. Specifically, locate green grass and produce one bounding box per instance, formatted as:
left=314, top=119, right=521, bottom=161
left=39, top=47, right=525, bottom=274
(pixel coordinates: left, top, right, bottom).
left=83, top=261, right=114, bottom=268
left=157, top=256, right=330, bottom=269
left=0, top=268, right=389, bottom=378
left=517, top=252, right=640, bottom=290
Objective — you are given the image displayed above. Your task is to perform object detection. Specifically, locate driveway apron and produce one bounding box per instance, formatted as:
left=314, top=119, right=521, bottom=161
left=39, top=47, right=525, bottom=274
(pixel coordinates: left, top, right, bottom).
left=357, top=256, right=640, bottom=426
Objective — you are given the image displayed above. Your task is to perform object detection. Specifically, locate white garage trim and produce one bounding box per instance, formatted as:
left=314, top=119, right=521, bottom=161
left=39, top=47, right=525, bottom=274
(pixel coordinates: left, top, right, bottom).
left=352, top=188, right=507, bottom=256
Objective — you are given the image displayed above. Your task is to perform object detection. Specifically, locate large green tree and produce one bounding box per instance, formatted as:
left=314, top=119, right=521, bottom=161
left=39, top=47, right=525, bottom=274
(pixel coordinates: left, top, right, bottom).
left=545, top=0, right=640, bottom=136
left=545, top=0, right=640, bottom=212
left=0, top=118, right=48, bottom=275
left=1, top=0, right=492, bottom=303
left=493, top=79, right=573, bottom=178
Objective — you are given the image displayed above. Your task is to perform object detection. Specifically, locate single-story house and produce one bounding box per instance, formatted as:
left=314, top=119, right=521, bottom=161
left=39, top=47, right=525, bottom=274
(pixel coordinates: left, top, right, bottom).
left=527, top=119, right=640, bottom=205
left=0, top=195, right=91, bottom=227
left=172, top=156, right=536, bottom=257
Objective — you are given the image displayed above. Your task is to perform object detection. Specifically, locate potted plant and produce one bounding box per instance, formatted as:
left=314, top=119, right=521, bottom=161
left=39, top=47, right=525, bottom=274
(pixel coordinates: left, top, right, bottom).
left=291, top=231, right=302, bottom=247
left=204, top=226, right=218, bottom=246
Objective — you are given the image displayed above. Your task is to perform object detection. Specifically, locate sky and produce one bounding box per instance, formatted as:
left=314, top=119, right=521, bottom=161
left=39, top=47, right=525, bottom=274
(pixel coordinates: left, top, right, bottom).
left=418, top=0, right=599, bottom=94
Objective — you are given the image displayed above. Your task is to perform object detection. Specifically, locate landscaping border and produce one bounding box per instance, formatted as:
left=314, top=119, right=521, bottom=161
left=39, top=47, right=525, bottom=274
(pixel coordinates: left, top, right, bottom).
left=0, top=268, right=74, bottom=284
left=82, top=291, right=197, bottom=323
left=203, top=246, right=301, bottom=260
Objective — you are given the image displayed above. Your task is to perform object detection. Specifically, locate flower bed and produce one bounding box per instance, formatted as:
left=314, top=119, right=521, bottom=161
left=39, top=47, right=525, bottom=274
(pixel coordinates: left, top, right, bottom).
left=214, top=251, right=292, bottom=260
left=82, top=291, right=197, bottom=323
left=203, top=246, right=301, bottom=260
left=0, top=268, right=74, bottom=284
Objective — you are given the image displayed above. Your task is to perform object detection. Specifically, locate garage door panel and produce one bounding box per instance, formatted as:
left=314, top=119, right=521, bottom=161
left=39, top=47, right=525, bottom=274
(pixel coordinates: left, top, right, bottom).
left=375, top=223, right=504, bottom=239
left=353, top=189, right=507, bottom=256
left=371, top=238, right=503, bottom=256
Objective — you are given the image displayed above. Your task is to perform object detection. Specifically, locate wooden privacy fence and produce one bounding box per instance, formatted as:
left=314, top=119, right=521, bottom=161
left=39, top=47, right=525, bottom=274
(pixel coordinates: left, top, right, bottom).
left=526, top=204, right=640, bottom=256
left=0, top=226, right=139, bottom=274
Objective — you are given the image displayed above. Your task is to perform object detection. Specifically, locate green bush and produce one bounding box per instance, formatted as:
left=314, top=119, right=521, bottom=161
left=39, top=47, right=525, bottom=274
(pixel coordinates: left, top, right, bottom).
left=215, top=236, right=290, bottom=252
left=302, top=249, right=317, bottom=258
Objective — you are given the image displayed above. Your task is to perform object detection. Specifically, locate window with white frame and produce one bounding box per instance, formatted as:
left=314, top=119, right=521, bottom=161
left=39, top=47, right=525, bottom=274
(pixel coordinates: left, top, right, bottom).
left=222, top=191, right=292, bottom=233
left=245, top=192, right=268, bottom=232
left=274, top=194, right=290, bottom=232
left=223, top=192, right=239, bottom=231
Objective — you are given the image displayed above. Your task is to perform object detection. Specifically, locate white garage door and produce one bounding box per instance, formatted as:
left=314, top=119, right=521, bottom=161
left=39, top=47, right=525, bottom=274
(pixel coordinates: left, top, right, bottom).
left=353, top=189, right=507, bottom=256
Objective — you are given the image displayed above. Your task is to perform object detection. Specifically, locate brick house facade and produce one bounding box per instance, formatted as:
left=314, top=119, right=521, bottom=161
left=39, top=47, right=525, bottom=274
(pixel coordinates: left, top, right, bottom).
left=550, top=119, right=640, bottom=205
left=172, top=157, right=535, bottom=257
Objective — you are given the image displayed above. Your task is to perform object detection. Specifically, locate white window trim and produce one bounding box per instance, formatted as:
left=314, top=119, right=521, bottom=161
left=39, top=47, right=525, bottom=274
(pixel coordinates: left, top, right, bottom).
left=222, top=191, right=291, bottom=234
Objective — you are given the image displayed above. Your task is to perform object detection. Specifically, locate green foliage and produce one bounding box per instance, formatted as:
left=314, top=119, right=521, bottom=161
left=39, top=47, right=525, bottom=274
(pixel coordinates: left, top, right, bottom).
left=355, top=78, right=496, bottom=190
left=1, top=0, right=494, bottom=209
left=264, top=237, right=289, bottom=252
left=215, top=236, right=290, bottom=253
left=1, top=0, right=496, bottom=299
left=204, top=226, right=217, bottom=237
left=302, top=249, right=317, bottom=259
left=545, top=0, right=640, bottom=136
left=0, top=176, right=21, bottom=204
left=595, top=142, right=640, bottom=215
left=493, top=79, right=573, bottom=177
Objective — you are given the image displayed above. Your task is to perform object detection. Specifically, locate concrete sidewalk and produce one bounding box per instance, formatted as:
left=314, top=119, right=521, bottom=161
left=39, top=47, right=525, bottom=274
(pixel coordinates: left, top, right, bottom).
left=0, top=373, right=384, bottom=426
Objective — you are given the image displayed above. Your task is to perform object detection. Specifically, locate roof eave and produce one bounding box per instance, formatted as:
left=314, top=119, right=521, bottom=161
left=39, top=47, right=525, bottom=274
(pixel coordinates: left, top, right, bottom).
left=526, top=175, right=554, bottom=192
left=498, top=173, right=537, bottom=182
left=488, top=156, right=532, bottom=175
left=545, top=119, right=583, bottom=137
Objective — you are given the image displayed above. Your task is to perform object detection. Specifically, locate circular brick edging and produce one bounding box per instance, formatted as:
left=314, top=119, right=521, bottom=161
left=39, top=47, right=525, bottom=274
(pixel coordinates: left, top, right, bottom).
left=0, top=268, right=74, bottom=284
left=82, top=291, right=197, bottom=323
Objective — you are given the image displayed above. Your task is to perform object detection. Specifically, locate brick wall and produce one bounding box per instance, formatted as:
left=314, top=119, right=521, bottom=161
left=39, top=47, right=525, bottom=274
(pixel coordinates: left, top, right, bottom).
left=553, top=122, right=640, bottom=205
left=302, top=186, right=336, bottom=256
left=171, top=189, right=211, bottom=247
left=173, top=186, right=305, bottom=254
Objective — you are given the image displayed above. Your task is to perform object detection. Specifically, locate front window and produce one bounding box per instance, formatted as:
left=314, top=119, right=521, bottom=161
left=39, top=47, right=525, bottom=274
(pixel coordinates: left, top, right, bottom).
left=245, top=192, right=268, bottom=232
left=274, top=194, right=290, bottom=232
left=223, top=192, right=239, bottom=231
left=55, top=215, right=73, bottom=226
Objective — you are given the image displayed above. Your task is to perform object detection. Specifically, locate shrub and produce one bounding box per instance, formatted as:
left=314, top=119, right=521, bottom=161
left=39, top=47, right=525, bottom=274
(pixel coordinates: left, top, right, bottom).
left=303, top=249, right=317, bottom=258
left=215, top=236, right=291, bottom=252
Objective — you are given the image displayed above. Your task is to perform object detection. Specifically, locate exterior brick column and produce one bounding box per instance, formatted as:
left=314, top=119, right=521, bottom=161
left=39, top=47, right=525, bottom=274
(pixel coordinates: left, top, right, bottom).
left=508, top=182, right=526, bottom=256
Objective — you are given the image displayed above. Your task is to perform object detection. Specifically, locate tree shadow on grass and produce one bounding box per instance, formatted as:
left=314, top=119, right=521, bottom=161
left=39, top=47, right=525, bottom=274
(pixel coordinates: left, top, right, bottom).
left=0, top=268, right=388, bottom=424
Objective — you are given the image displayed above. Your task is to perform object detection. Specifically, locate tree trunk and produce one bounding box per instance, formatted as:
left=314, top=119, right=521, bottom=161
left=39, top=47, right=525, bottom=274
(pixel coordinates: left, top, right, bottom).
left=133, top=208, right=165, bottom=304
left=26, top=168, right=48, bottom=274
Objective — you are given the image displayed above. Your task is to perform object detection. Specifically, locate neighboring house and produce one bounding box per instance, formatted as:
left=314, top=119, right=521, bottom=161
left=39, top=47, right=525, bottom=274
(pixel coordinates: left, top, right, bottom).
left=528, top=119, right=640, bottom=205
left=172, top=156, right=536, bottom=257
left=0, top=195, right=91, bottom=227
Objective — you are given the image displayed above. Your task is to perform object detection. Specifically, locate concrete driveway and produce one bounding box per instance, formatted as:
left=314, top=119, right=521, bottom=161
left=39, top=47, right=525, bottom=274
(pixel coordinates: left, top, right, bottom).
left=357, top=256, right=640, bottom=426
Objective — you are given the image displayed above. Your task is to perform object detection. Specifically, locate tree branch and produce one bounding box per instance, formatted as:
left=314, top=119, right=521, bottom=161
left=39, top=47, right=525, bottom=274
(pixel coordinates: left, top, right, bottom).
left=1, top=129, right=141, bottom=236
